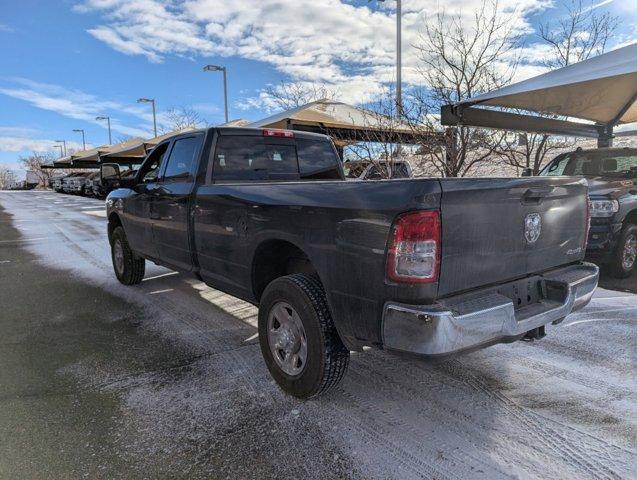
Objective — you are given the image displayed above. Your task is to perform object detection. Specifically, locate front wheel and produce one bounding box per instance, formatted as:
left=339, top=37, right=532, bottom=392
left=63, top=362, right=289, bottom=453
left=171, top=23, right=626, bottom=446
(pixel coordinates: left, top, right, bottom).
left=258, top=274, right=350, bottom=399
left=111, top=226, right=145, bottom=285
left=609, top=223, right=636, bottom=278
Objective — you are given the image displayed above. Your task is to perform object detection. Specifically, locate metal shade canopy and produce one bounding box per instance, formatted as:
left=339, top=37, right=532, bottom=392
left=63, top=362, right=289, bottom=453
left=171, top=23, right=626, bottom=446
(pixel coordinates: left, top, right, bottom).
left=442, top=43, right=637, bottom=145
left=248, top=99, right=435, bottom=146
left=42, top=138, right=145, bottom=169
left=102, top=128, right=197, bottom=161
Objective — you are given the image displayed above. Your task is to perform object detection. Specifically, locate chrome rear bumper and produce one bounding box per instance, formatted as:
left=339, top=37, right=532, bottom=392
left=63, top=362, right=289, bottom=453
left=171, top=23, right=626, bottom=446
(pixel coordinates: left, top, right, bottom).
left=382, top=263, right=599, bottom=356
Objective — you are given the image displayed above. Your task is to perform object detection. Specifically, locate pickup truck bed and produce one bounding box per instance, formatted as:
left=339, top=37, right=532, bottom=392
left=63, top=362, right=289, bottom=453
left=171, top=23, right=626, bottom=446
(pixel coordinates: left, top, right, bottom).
left=104, top=127, right=598, bottom=398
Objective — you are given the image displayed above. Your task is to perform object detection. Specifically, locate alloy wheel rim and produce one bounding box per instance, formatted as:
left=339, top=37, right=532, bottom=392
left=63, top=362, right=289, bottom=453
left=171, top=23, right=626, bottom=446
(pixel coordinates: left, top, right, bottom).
left=113, top=239, right=125, bottom=275
left=622, top=234, right=637, bottom=270
left=267, top=301, right=307, bottom=376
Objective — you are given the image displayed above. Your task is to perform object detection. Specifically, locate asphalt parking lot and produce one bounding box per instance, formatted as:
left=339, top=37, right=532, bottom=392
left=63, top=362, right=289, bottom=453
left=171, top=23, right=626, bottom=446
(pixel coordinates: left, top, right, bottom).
left=0, top=190, right=635, bottom=479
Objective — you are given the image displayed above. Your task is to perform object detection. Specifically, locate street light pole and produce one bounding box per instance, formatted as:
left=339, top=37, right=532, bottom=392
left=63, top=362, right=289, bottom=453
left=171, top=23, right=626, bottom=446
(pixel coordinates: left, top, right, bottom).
left=374, top=0, right=402, bottom=115
left=396, top=0, right=402, bottom=116
left=95, top=116, right=112, bottom=144
left=72, top=129, right=86, bottom=150
left=55, top=139, right=67, bottom=156
left=203, top=64, right=229, bottom=123
left=137, top=98, right=157, bottom=137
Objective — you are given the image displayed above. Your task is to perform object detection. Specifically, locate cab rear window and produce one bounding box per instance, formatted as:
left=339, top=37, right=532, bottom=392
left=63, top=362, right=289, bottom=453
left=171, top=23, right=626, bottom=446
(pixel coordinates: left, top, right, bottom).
left=212, top=136, right=341, bottom=182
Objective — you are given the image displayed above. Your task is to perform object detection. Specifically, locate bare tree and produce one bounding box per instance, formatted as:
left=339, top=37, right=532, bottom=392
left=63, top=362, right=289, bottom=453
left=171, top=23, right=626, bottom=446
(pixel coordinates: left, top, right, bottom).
left=19, top=152, right=58, bottom=186
left=497, top=132, right=573, bottom=175
left=0, top=167, right=17, bottom=189
left=539, top=0, right=620, bottom=69
left=506, top=0, right=622, bottom=173
left=341, top=92, right=437, bottom=178
left=264, top=82, right=339, bottom=110
left=341, top=94, right=398, bottom=168
left=160, top=106, right=207, bottom=133
left=114, top=134, right=135, bottom=144
left=412, top=0, right=520, bottom=177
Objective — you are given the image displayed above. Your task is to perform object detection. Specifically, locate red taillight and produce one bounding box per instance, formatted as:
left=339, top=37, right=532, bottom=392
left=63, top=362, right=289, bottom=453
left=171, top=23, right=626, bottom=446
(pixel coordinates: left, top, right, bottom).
left=263, top=129, right=294, bottom=138
left=386, top=210, right=441, bottom=283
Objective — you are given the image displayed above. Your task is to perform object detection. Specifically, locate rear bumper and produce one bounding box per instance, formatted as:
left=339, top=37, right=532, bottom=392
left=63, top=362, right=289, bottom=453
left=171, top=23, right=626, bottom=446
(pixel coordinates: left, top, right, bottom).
left=382, top=262, right=599, bottom=357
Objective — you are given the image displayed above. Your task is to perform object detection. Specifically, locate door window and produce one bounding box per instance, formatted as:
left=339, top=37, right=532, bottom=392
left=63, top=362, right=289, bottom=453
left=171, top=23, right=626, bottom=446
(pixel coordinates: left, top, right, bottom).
left=161, top=135, right=203, bottom=182
left=140, top=143, right=169, bottom=183
left=542, top=155, right=570, bottom=176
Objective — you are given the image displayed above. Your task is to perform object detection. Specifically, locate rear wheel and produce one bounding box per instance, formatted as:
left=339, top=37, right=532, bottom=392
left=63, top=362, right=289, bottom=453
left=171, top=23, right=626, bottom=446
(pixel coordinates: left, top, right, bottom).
left=609, top=223, right=636, bottom=278
left=258, top=274, right=350, bottom=399
left=111, top=226, right=145, bottom=285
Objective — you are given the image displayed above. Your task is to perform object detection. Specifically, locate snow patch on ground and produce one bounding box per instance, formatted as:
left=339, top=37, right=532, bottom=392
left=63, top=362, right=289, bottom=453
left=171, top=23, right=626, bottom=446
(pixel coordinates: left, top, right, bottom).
left=2, top=191, right=636, bottom=480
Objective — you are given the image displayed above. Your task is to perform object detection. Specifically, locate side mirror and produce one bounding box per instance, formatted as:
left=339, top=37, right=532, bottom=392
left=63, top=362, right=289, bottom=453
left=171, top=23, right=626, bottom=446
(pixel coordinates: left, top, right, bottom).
left=521, top=168, right=533, bottom=177
left=100, top=163, right=121, bottom=188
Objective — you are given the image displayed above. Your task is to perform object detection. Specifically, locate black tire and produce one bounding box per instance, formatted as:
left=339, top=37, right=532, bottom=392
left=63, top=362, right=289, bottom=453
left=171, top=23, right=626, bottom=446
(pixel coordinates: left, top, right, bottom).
left=258, top=274, right=350, bottom=399
left=608, top=223, right=637, bottom=279
left=111, top=226, right=145, bottom=285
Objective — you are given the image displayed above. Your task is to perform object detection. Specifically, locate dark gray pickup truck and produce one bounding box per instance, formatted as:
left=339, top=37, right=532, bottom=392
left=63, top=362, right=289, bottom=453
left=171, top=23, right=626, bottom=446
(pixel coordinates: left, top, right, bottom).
left=103, top=127, right=598, bottom=398
left=539, top=147, right=637, bottom=278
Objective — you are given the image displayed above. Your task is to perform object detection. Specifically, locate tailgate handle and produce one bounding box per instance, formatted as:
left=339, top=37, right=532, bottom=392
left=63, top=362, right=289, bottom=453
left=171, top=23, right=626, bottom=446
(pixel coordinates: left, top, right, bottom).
left=522, top=187, right=554, bottom=203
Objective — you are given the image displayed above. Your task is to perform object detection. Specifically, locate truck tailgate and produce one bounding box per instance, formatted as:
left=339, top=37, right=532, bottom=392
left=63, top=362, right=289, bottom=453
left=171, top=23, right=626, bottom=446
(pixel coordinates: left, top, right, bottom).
left=437, top=177, right=588, bottom=298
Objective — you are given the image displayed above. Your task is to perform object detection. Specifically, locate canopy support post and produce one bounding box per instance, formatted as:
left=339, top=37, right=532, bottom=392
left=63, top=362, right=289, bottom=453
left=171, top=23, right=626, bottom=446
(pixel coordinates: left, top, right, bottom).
left=597, top=124, right=614, bottom=148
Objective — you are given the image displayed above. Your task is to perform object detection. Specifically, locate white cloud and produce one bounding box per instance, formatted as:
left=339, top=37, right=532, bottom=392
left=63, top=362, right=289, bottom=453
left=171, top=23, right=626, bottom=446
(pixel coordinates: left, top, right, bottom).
left=0, top=136, right=83, bottom=153
left=0, top=78, right=152, bottom=138
left=76, top=0, right=558, bottom=108
left=0, top=126, right=39, bottom=137
left=0, top=23, right=14, bottom=33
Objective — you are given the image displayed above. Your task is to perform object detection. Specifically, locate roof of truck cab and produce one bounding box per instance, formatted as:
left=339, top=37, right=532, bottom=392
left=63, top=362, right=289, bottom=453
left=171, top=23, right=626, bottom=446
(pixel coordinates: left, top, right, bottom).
left=215, top=126, right=332, bottom=141
left=563, top=147, right=637, bottom=155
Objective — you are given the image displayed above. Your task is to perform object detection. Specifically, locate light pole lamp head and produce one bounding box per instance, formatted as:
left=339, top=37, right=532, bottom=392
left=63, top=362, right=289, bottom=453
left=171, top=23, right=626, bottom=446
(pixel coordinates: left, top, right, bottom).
left=95, top=116, right=109, bottom=120
left=137, top=98, right=154, bottom=103
left=203, top=64, right=224, bottom=72
left=72, top=128, right=84, bottom=133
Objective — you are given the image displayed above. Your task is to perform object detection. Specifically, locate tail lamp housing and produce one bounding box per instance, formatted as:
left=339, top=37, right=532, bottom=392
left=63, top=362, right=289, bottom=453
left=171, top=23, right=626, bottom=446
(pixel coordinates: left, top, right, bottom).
left=386, top=210, right=441, bottom=283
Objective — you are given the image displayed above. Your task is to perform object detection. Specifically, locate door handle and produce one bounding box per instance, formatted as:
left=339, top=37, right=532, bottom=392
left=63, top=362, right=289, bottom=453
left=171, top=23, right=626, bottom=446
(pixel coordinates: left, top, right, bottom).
left=522, top=187, right=554, bottom=204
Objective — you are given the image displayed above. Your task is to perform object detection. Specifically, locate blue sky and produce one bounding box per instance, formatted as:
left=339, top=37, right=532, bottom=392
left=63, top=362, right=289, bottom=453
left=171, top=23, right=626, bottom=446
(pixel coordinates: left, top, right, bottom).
left=1, top=0, right=635, bottom=172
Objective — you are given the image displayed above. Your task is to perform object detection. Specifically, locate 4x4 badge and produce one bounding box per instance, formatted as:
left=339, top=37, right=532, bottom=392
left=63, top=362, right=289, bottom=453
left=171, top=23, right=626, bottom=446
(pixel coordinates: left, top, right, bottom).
left=525, top=213, right=542, bottom=244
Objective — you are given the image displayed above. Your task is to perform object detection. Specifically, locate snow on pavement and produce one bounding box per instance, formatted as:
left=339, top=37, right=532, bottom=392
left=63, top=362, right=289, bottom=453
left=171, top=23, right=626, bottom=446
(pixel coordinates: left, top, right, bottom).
left=1, top=191, right=635, bottom=480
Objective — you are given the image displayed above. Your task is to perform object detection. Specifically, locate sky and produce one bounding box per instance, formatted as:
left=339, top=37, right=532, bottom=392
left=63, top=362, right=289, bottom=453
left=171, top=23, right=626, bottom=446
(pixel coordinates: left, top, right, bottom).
left=0, top=0, right=636, bottom=174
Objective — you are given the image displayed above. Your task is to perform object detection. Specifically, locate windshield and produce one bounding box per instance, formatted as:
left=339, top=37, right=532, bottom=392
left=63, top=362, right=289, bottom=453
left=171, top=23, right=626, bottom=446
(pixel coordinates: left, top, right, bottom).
left=541, top=150, right=637, bottom=178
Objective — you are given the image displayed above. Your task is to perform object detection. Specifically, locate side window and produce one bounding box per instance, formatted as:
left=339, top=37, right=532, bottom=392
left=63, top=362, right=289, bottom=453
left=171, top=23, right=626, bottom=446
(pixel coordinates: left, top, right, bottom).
left=213, top=136, right=299, bottom=182
left=141, top=143, right=169, bottom=183
left=392, top=163, right=410, bottom=178
left=161, top=135, right=203, bottom=182
left=543, top=155, right=570, bottom=176
left=366, top=165, right=383, bottom=179
left=296, top=139, right=342, bottom=180
left=615, top=156, right=637, bottom=172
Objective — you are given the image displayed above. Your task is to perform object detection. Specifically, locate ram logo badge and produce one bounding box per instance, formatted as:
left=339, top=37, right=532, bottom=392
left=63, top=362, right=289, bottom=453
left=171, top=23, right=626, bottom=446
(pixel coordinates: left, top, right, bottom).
left=524, top=213, right=542, bottom=244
